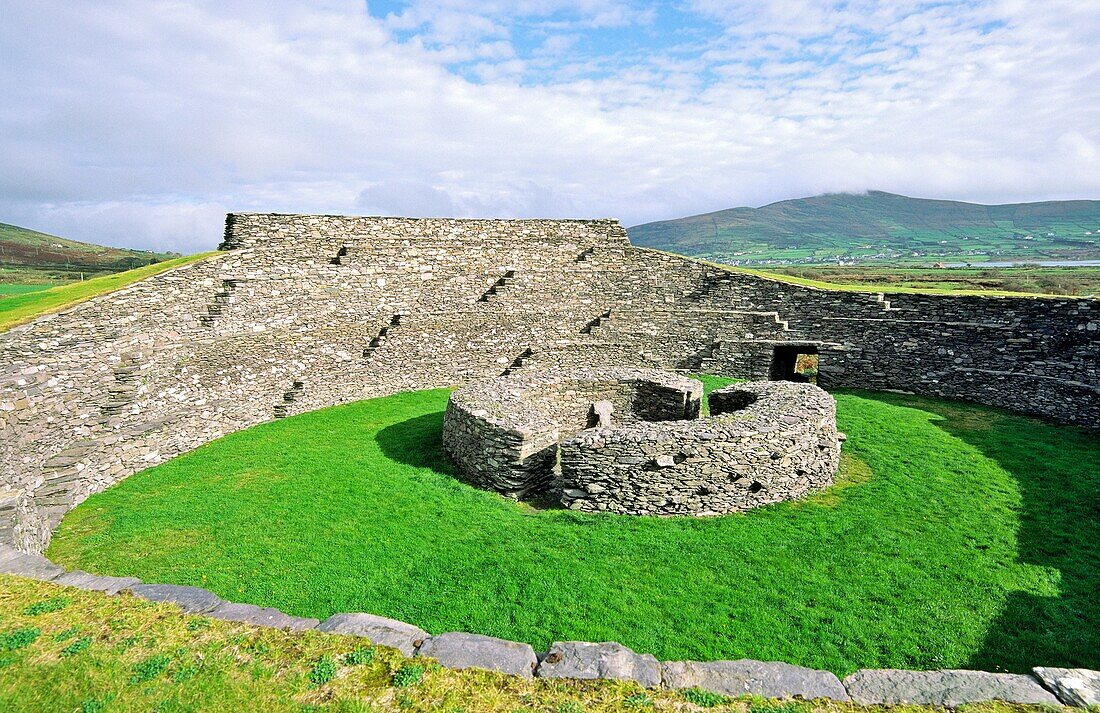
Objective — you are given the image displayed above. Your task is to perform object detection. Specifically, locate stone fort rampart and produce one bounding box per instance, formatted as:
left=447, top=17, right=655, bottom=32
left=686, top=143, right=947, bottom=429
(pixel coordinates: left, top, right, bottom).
left=2, top=214, right=1097, bottom=552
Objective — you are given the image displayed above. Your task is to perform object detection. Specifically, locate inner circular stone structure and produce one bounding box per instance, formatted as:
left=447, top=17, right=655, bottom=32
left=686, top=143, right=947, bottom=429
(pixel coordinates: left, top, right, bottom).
left=442, top=367, right=842, bottom=516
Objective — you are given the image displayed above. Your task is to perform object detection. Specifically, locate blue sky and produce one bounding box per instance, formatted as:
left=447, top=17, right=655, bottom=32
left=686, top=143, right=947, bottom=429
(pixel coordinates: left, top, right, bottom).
left=1, top=0, right=1098, bottom=251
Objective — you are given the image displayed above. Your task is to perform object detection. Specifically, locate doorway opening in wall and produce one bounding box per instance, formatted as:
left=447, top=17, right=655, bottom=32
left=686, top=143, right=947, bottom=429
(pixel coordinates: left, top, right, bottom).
left=770, top=344, right=819, bottom=384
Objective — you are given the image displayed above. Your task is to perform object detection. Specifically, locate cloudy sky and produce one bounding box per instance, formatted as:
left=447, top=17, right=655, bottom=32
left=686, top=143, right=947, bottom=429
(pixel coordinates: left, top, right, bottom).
left=2, top=1, right=1098, bottom=252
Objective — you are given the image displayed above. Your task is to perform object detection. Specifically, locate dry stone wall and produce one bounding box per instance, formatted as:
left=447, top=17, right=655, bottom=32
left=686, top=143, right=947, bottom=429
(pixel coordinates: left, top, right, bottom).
left=441, top=368, right=703, bottom=499
left=560, top=381, right=841, bottom=515
left=1, top=213, right=1097, bottom=552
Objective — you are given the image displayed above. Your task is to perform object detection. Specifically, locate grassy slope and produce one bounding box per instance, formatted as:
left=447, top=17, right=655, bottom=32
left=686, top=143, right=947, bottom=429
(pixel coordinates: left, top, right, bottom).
left=0, top=222, right=177, bottom=283
left=48, top=381, right=1100, bottom=677
left=0, top=577, right=1056, bottom=713
left=0, top=253, right=216, bottom=332
left=627, top=191, right=1100, bottom=264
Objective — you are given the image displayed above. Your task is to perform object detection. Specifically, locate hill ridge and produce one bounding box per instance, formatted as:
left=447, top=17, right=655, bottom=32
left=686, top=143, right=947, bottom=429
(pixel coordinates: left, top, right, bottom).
left=627, top=191, right=1100, bottom=266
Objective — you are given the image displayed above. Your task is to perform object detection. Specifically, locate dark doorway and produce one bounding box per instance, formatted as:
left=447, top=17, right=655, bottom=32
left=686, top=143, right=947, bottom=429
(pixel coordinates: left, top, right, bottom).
left=771, top=344, right=819, bottom=383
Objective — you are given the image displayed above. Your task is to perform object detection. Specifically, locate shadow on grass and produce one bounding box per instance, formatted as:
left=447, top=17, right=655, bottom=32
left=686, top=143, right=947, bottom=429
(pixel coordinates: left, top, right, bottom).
left=375, top=411, right=451, bottom=471
left=375, top=410, right=567, bottom=511
left=868, top=391, right=1100, bottom=672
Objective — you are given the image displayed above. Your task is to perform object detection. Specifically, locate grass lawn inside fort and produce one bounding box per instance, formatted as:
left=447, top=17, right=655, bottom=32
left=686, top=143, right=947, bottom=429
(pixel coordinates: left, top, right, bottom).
left=46, top=377, right=1099, bottom=677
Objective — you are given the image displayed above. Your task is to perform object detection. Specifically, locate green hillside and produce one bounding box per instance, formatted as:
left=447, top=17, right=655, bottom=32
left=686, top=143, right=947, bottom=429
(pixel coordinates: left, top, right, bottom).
left=628, top=191, right=1100, bottom=266
left=0, top=222, right=177, bottom=284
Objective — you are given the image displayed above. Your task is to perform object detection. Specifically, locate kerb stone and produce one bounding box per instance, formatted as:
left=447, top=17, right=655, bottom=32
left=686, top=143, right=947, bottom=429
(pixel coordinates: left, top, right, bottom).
left=537, top=641, right=660, bottom=688
left=418, top=632, right=538, bottom=678
left=318, top=612, right=430, bottom=656
left=662, top=659, right=849, bottom=701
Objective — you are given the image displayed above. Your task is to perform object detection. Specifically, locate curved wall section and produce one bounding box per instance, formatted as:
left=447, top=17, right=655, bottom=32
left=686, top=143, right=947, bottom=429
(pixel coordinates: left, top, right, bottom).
left=1, top=213, right=1097, bottom=553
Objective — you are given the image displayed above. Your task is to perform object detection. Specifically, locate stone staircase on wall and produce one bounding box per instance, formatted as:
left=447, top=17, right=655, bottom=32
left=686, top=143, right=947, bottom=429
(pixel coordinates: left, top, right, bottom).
left=199, top=279, right=240, bottom=327
left=500, top=347, right=535, bottom=376
left=477, top=271, right=517, bottom=302
left=363, top=314, right=404, bottom=359
left=273, top=380, right=304, bottom=419
left=101, top=354, right=142, bottom=418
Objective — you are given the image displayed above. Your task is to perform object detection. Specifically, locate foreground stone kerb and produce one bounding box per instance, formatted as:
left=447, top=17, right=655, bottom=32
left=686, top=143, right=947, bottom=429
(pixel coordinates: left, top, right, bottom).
left=560, top=381, right=841, bottom=516
left=441, top=368, right=703, bottom=498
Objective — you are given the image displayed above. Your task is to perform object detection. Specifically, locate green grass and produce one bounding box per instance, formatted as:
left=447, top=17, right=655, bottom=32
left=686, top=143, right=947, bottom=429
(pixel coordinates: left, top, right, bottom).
left=0, top=283, right=52, bottom=297
left=0, top=575, right=1059, bottom=712
left=0, top=252, right=216, bottom=332
left=48, top=381, right=1099, bottom=676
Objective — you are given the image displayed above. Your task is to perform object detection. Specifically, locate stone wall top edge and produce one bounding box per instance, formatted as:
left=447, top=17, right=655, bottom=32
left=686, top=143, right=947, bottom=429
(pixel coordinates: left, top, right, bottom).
left=226, top=213, right=624, bottom=224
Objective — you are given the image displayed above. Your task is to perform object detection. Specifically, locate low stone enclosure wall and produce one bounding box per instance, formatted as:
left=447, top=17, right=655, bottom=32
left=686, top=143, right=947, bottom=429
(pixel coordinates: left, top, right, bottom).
left=442, top=369, right=842, bottom=515
left=3, top=546, right=1097, bottom=708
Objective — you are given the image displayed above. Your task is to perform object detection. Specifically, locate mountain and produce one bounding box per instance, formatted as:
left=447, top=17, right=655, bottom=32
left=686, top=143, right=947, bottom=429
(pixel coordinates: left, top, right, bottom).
left=627, top=191, right=1100, bottom=266
left=0, top=222, right=177, bottom=283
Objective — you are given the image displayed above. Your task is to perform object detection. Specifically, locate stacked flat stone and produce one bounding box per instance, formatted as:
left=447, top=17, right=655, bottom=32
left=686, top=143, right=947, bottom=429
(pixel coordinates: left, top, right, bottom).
left=560, top=381, right=841, bottom=515
left=442, top=367, right=702, bottom=499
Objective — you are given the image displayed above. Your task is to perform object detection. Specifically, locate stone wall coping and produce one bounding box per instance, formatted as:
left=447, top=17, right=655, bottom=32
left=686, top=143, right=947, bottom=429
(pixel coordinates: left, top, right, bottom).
left=448, top=366, right=702, bottom=433
left=2, top=544, right=1093, bottom=707
left=563, top=380, right=833, bottom=446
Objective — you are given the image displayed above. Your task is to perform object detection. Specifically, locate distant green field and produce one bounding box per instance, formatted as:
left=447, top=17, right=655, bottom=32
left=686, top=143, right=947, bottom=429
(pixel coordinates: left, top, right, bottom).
left=0, top=221, right=178, bottom=283
left=0, top=283, right=51, bottom=297
left=0, top=253, right=216, bottom=332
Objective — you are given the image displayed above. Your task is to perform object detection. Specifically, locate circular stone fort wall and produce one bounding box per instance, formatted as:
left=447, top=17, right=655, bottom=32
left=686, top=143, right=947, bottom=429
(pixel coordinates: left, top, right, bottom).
left=442, top=369, right=841, bottom=515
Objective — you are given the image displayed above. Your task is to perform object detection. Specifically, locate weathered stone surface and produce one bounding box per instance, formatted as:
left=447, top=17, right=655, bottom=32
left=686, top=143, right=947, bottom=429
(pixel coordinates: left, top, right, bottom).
left=1033, top=667, right=1100, bottom=707
left=127, top=583, right=224, bottom=614
left=0, top=544, right=64, bottom=580
left=662, top=659, right=849, bottom=701
left=418, top=632, right=538, bottom=678
left=208, top=602, right=319, bottom=631
left=318, top=612, right=430, bottom=656
left=56, top=569, right=141, bottom=595
left=536, top=641, right=660, bottom=688
left=843, top=669, right=1060, bottom=706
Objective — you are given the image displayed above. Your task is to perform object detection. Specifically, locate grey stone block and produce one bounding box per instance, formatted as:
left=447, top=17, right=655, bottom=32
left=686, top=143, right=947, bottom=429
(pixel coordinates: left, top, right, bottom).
left=208, top=602, right=319, bottom=631
left=418, top=632, right=538, bottom=678
left=537, top=641, right=660, bottom=688
left=56, top=570, right=142, bottom=595
left=318, top=612, right=429, bottom=656
left=843, top=669, right=1060, bottom=706
left=662, top=659, right=849, bottom=701
left=1033, top=667, right=1100, bottom=707
left=0, top=545, right=65, bottom=581
left=127, top=583, right=224, bottom=614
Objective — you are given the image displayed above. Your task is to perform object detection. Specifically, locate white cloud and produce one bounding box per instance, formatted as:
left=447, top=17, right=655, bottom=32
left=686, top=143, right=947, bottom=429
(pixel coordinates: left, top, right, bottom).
left=0, top=0, right=1097, bottom=251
